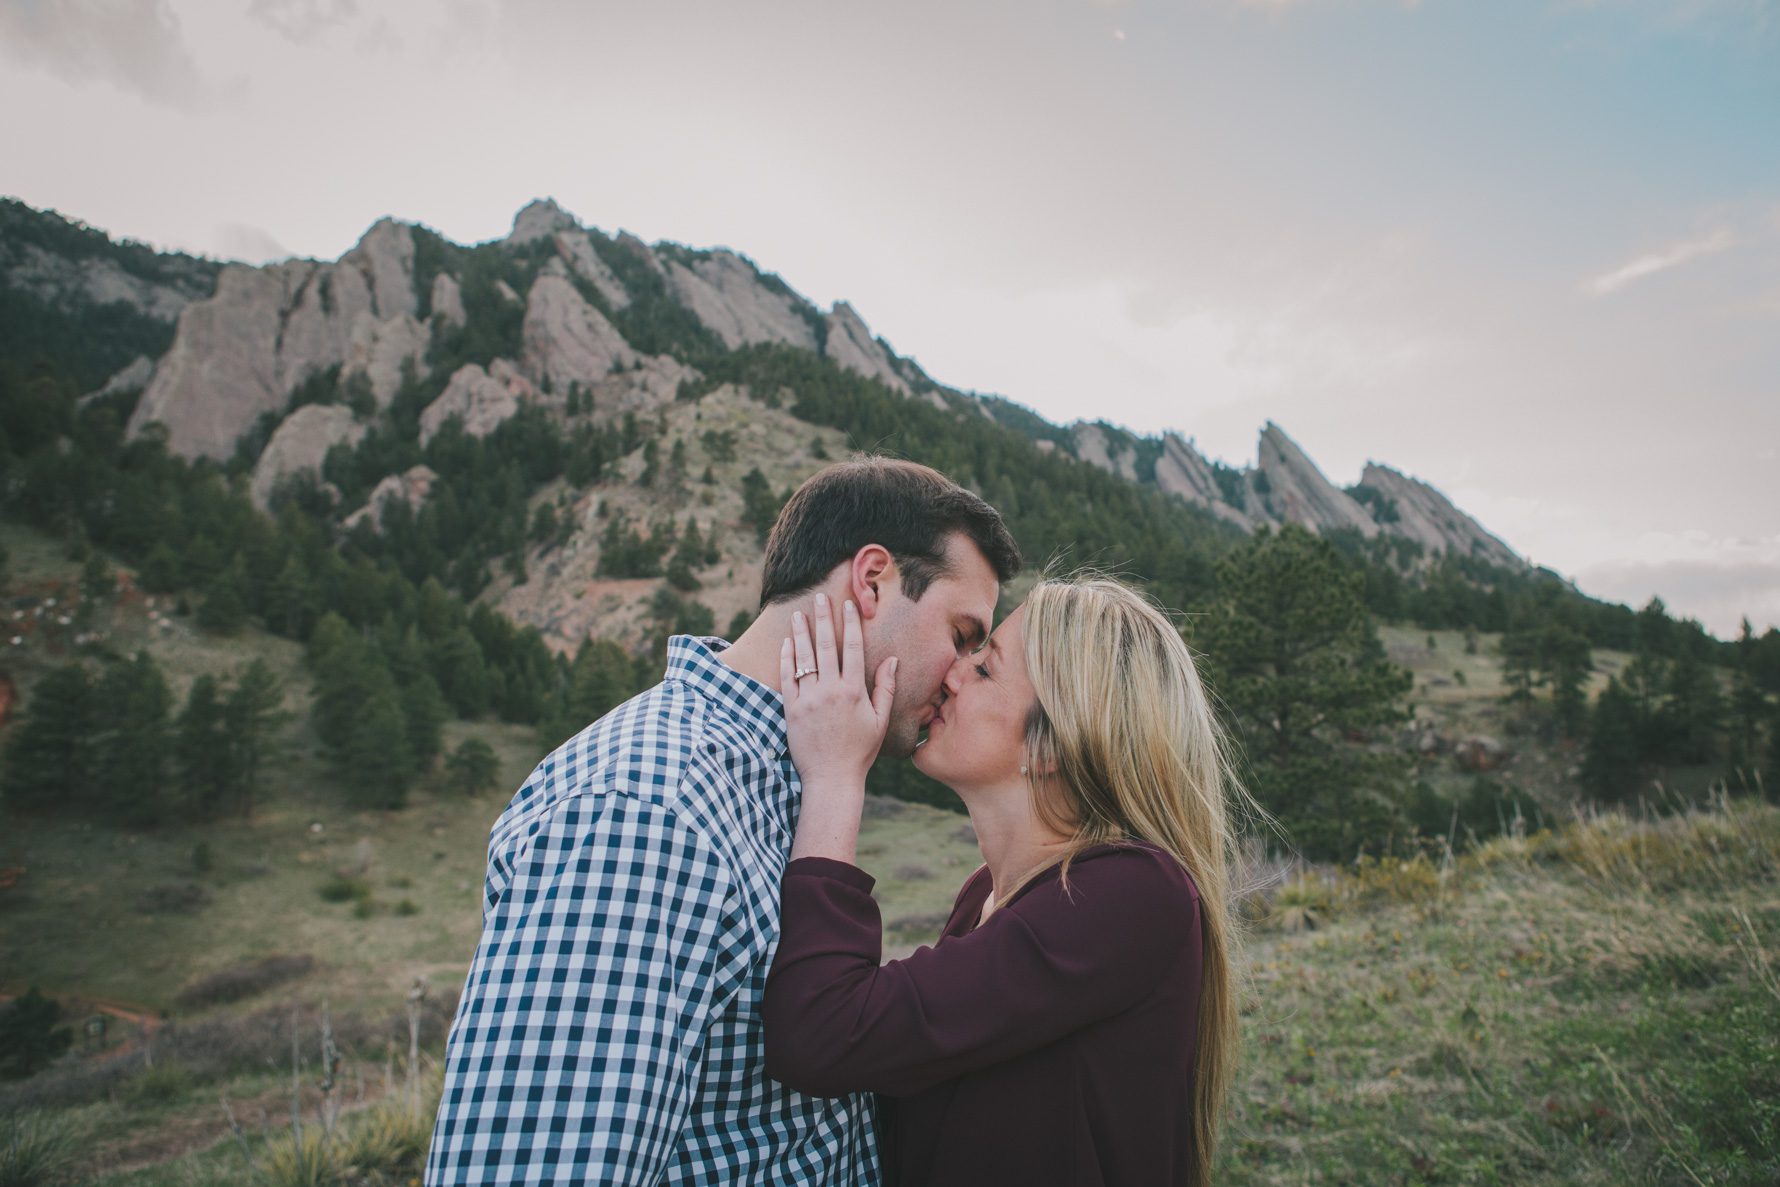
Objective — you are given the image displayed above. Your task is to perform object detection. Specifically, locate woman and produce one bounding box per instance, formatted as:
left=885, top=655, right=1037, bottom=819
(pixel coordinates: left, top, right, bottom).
left=763, top=575, right=1248, bottom=1187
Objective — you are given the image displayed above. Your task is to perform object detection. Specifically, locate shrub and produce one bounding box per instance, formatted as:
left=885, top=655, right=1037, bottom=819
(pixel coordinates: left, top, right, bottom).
left=125, top=1059, right=193, bottom=1106
left=174, top=954, right=316, bottom=1010
left=0, top=1110, right=79, bottom=1187
left=318, top=875, right=371, bottom=904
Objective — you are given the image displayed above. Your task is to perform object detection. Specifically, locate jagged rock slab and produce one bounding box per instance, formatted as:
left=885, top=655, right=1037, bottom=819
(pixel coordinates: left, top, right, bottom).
left=552, top=231, right=629, bottom=309
left=430, top=273, right=466, bottom=328
left=342, top=312, right=429, bottom=409
left=521, top=271, right=637, bottom=393
left=250, top=404, right=365, bottom=510
left=1071, top=423, right=1139, bottom=482
left=419, top=359, right=535, bottom=446
left=823, top=302, right=908, bottom=393
left=128, top=221, right=419, bottom=460
left=1153, top=433, right=1257, bottom=529
left=342, top=464, right=439, bottom=532
left=3, top=242, right=209, bottom=321
left=666, top=252, right=818, bottom=351
left=585, top=355, right=699, bottom=418
left=80, top=355, right=156, bottom=405
left=1256, top=422, right=1379, bottom=538
left=1357, top=463, right=1521, bottom=567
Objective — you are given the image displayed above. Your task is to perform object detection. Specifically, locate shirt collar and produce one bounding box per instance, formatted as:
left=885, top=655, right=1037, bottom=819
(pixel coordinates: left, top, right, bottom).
left=664, top=634, right=790, bottom=760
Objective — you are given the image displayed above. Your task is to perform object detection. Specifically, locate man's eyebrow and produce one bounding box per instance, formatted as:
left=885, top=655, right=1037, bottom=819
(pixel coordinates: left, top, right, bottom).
left=961, top=617, right=989, bottom=648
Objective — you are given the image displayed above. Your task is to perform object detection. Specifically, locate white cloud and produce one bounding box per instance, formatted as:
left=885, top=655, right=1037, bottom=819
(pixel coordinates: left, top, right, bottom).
left=0, top=0, right=235, bottom=110
left=1584, top=228, right=1734, bottom=296
left=247, top=0, right=358, bottom=44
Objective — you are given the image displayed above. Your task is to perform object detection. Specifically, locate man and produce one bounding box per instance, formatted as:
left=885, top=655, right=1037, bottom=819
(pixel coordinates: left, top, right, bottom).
left=425, top=457, right=1020, bottom=1185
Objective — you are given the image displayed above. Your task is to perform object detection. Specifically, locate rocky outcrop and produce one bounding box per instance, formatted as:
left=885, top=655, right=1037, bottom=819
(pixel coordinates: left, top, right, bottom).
left=553, top=231, right=629, bottom=309
left=614, top=231, right=666, bottom=277
left=342, top=313, right=429, bottom=409
left=585, top=354, right=699, bottom=418
left=1355, top=463, right=1522, bottom=567
left=3, top=242, right=213, bottom=322
left=1153, top=433, right=1257, bottom=529
left=430, top=273, right=466, bottom=328
left=1256, top=422, right=1379, bottom=538
left=665, top=252, right=819, bottom=351
left=521, top=270, right=637, bottom=394
left=823, top=302, right=908, bottom=393
left=342, top=464, right=438, bottom=532
left=128, top=220, right=419, bottom=460
left=419, top=360, right=535, bottom=446
left=80, top=355, right=156, bottom=405
left=1070, top=423, right=1138, bottom=482
left=508, top=198, right=580, bottom=246
left=249, top=404, right=365, bottom=510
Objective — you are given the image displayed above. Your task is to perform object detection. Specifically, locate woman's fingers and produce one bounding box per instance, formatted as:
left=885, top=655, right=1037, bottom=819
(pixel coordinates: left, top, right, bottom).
left=791, top=609, right=817, bottom=684
left=841, top=599, right=864, bottom=682
left=780, top=637, right=800, bottom=703
left=812, top=592, right=839, bottom=680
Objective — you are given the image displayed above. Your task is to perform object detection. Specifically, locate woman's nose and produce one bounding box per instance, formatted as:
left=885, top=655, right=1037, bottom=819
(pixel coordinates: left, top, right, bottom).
left=941, top=657, right=967, bottom=695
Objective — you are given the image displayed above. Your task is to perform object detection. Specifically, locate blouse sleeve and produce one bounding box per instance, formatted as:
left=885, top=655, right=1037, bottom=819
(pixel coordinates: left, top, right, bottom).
left=762, top=847, right=1200, bottom=1098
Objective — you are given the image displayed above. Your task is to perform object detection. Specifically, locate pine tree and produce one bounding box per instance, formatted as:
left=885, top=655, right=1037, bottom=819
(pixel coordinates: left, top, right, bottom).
left=225, top=659, right=284, bottom=816
left=1194, top=525, right=1412, bottom=860
left=445, top=737, right=500, bottom=796
left=341, top=683, right=414, bottom=809
left=1664, top=642, right=1722, bottom=765
left=1543, top=625, right=1593, bottom=738
left=402, top=672, right=450, bottom=770
left=177, top=674, right=233, bottom=816
left=1727, top=618, right=1769, bottom=779
left=1582, top=677, right=1641, bottom=802
left=91, top=651, right=173, bottom=825
left=1, top=664, right=94, bottom=809
left=197, top=556, right=250, bottom=635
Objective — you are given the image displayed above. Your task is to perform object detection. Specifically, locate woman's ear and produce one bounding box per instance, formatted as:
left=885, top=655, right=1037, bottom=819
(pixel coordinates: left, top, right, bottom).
left=849, top=545, right=893, bottom=620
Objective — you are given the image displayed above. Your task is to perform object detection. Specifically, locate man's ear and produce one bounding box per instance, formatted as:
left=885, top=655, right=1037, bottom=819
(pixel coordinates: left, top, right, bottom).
left=849, top=545, right=894, bottom=619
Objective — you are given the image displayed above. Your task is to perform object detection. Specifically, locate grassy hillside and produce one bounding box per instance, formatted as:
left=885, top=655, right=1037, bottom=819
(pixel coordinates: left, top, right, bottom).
left=4, top=523, right=1773, bottom=1185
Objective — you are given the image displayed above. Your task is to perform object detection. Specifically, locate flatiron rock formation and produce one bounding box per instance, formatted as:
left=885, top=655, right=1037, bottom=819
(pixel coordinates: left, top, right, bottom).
left=1355, top=463, right=1520, bottom=567
left=665, top=251, right=819, bottom=351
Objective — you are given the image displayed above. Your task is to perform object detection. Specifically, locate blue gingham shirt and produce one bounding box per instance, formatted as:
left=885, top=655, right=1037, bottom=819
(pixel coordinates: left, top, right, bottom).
left=425, top=636, right=879, bottom=1185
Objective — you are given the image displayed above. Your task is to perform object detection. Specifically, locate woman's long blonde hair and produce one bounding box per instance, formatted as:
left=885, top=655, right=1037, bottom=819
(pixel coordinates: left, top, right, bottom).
left=1016, top=573, right=1250, bottom=1187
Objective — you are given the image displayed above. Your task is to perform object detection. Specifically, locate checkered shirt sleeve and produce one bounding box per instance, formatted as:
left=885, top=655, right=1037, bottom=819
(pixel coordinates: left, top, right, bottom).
left=424, top=636, right=879, bottom=1186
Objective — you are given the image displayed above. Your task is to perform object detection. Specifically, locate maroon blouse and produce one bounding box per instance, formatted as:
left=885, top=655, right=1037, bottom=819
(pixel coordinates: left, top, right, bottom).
left=764, top=842, right=1205, bottom=1187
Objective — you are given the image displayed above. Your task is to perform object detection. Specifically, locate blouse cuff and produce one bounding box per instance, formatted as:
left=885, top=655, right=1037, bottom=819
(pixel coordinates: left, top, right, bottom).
left=784, top=856, right=876, bottom=895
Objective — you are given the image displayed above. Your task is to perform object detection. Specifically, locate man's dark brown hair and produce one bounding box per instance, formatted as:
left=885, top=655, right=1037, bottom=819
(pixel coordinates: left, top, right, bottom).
left=759, top=457, right=1021, bottom=606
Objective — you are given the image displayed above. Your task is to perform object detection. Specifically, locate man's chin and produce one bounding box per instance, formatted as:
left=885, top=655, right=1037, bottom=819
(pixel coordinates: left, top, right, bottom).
left=879, top=721, right=922, bottom=761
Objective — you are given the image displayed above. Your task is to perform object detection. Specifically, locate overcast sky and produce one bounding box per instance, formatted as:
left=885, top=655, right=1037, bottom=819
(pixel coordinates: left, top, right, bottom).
left=4, top=0, right=1777, bottom=636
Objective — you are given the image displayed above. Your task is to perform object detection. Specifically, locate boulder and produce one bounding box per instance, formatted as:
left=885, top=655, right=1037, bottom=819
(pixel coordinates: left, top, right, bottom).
left=250, top=404, right=365, bottom=510
left=823, top=302, right=907, bottom=392
left=521, top=272, right=637, bottom=394
left=665, top=251, right=818, bottom=351
left=342, top=464, right=439, bottom=533
left=419, top=360, right=535, bottom=446
left=1453, top=735, right=1509, bottom=773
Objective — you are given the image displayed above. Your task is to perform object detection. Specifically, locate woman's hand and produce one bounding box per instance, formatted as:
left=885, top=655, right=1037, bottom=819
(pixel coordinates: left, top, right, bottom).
left=780, top=592, right=897, bottom=863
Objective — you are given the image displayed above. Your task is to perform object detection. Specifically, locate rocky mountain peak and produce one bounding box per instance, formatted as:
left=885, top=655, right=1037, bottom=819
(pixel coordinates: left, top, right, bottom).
left=823, top=301, right=908, bottom=393
left=1356, top=463, right=1521, bottom=568
left=508, top=198, right=580, bottom=245
left=1256, top=422, right=1380, bottom=538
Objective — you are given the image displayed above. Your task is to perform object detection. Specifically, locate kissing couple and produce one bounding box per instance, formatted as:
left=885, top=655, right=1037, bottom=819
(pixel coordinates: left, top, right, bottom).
left=426, top=457, right=1247, bottom=1187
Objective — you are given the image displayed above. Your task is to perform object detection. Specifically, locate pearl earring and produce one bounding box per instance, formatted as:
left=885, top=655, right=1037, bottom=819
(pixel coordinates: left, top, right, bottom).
left=1019, top=765, right=1029, bottom=776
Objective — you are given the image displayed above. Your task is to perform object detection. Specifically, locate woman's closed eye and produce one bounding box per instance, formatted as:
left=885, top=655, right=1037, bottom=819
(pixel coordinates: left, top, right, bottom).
left=973, top=662, right=991, bottom=679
